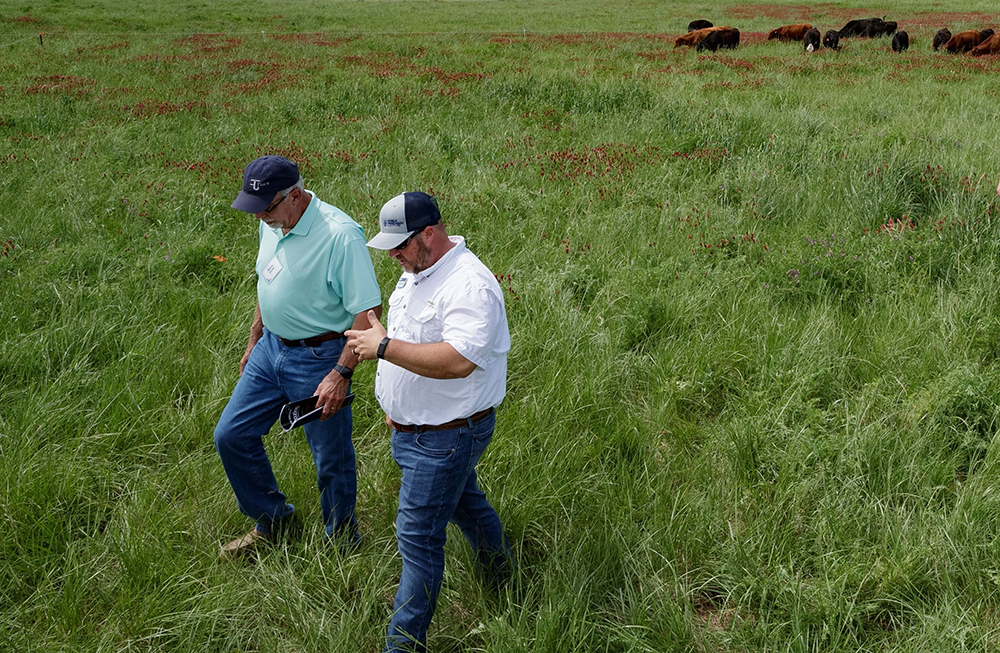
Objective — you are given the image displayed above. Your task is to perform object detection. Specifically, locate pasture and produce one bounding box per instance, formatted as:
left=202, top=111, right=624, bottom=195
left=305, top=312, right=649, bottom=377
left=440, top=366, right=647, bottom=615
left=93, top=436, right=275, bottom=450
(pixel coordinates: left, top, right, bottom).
left=3, top=0, right=1000, bottom=650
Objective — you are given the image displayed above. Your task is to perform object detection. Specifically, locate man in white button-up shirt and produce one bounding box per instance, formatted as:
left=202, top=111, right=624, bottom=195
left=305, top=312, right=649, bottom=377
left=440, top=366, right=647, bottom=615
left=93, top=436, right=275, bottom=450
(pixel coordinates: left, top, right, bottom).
left=347, top=191, right=514, bottom=653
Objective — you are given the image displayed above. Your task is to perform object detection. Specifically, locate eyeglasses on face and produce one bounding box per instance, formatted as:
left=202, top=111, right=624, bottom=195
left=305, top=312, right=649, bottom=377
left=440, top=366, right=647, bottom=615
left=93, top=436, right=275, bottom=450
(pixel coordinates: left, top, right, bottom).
left=259, top=192, right=288, bottom=215
left=392, top=226, right=428, bottom=251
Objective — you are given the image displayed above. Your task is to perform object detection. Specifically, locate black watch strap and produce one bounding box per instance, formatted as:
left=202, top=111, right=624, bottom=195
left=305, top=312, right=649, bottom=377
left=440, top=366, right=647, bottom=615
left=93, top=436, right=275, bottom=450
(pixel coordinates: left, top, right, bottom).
left=333, top=364, right=353, bottom=379
left=377, top=337, right=391, bottom=360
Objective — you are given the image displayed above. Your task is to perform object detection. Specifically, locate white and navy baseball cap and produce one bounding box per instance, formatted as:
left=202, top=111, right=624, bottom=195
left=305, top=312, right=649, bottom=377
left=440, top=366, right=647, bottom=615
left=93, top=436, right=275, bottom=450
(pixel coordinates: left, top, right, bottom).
left=231, top=155, right=301, bottom=213
left=366, top=191, right=441, bottom=250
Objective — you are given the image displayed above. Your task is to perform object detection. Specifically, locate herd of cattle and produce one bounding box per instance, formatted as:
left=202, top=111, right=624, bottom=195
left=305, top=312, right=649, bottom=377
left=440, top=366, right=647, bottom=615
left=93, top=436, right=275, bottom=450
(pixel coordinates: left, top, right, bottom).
left=675, top=17, right=1000, bottom=56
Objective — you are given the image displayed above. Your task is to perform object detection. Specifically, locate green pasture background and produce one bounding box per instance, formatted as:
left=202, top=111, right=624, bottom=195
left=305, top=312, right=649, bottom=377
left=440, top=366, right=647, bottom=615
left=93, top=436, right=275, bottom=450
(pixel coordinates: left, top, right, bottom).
left=3, top=0, right=1000, bottom=651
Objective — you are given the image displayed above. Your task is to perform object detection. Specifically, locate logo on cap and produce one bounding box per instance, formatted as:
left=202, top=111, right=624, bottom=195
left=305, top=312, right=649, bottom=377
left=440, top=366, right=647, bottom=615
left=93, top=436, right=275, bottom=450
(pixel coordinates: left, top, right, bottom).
left=384, top=219, right=404, bottom=227
left=250, top=179, right=262, bottom=191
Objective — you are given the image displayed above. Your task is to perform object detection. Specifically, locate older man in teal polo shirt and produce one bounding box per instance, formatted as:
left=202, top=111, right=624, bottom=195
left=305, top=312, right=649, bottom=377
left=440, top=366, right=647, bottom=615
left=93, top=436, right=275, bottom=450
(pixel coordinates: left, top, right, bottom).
left=215, top=155, right=382, bottom=557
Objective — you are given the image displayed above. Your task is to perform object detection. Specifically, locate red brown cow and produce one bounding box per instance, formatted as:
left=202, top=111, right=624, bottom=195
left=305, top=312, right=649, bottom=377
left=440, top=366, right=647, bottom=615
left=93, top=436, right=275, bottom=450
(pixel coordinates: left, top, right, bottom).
left=768, top=23, right=813, bottom=42
left=945, top=29, right=984, bottom=53
left=971, top=33, right=1000, bottom=56
left=674, top=26, right=727, bottom=48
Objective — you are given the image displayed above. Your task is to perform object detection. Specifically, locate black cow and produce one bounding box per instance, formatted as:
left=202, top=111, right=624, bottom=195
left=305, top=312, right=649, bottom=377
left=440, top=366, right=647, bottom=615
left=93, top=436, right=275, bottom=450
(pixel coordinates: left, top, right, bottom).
left=696, top=27, right=740, bottom=52
left=891, top=31, right=909, bottom=52
left=981, top=28, right=995, bottom=40
left=823, top=30, right=840, bottom=49
left=804, top=27, right=821, bottom=52
left=688, top=19, right=713, bottom=32
left=932, top=28, right=951, bottom=51
left=864, top=20, right=898, bottom=38
left=839, top=17, right=883, bottom=37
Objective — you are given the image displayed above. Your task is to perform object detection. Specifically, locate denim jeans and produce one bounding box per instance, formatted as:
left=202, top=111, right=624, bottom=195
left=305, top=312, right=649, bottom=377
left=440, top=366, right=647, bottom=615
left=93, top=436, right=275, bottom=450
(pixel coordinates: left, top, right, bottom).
left=214, top=328, right=358, bottom=538
left=385, top=410, right=513, bottom=652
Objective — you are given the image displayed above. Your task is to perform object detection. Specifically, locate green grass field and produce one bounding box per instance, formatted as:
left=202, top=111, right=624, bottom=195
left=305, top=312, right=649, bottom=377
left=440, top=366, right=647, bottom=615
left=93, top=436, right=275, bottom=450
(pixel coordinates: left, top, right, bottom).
left=3, top=1, right=1000, bottom=650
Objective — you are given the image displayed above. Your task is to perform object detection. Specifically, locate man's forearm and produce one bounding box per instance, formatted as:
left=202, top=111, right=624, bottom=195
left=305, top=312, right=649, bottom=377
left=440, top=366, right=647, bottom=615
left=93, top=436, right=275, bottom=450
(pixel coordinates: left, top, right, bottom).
left=248, top=303, right=264, bottom=346
left=380, top=339, right=475, bottom=379
left=336, top=305, right=383, bottom=369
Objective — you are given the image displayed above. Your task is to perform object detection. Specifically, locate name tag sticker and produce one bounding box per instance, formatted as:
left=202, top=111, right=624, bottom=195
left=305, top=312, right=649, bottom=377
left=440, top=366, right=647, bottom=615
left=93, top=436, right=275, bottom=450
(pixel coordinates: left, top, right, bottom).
left=263, top=257, right=283, bottom=284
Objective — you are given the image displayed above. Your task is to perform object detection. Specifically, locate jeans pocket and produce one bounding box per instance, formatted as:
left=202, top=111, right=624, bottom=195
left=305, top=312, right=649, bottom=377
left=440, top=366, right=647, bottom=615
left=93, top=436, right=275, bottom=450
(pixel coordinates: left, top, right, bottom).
left=469, top=413, right=496, bottom=444
left=307, top=339, right=344, bottom=361
left=414, top=428, right=460, bottom=457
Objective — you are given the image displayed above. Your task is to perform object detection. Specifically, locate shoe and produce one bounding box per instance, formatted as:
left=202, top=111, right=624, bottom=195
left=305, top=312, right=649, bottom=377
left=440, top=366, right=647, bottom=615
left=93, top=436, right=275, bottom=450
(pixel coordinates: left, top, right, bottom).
left=219, top=526, right=271, bottom=559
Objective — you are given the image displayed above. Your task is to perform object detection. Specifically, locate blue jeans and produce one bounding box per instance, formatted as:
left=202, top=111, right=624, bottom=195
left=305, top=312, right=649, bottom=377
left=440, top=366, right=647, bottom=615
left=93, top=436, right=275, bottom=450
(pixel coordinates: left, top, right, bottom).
left=214, top=328, right=357, bottom=538
left=385, top=411, right=513, bottom=652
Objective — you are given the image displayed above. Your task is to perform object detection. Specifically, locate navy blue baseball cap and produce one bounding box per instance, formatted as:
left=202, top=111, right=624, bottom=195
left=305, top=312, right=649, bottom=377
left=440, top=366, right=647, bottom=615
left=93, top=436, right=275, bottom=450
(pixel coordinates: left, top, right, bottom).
left=231, top=155, right=301, bottom=213
left=367, top=192, right=442, bottom=250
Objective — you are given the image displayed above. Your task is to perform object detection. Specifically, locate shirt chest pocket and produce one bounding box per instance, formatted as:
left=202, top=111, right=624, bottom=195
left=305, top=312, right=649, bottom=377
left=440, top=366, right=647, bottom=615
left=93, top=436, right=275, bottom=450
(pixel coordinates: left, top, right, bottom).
left=399, top=300, right=442, bottom=344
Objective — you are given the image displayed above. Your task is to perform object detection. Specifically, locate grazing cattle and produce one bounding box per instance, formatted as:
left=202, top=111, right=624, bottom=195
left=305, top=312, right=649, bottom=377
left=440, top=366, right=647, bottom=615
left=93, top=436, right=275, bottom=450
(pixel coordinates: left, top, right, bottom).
left=864, top=20, right=898, bottom=37
left=823, top=30, right=841, bottom=49
left=688, top=19, right=713, bottom=32
left=803, top=27, right=821, bottom=52
left=696, top=27, right=740, bottom=52
left=891, top=31, right=909, bottom=52
left=674, top=25, right=727, bottom=48
left=945, top=29, right=985, bottom=53
left=971, top=33, right=1000, bottom=56
left=768, top=23, right=813, bottom=42
left=839, top=17, right=883, bottom=37
left=933, top=28, right=951, bottom=50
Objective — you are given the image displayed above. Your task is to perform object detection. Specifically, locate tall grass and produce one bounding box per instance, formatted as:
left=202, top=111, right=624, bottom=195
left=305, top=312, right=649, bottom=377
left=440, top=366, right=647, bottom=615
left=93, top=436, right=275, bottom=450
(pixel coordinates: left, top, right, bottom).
left=3, top=1, right=1000, bottom=650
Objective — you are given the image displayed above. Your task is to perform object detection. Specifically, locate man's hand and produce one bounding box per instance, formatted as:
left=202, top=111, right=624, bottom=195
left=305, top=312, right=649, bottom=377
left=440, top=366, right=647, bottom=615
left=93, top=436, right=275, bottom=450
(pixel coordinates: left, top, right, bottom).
left=239, top=350, right=252, bottom=375
left=240, top=303, right=264, bottom=375
left=314, top=369, right=350, bottom=420
left=239, top=340, right=256, bottom=375
left=345, top=310, right=387, bottom=362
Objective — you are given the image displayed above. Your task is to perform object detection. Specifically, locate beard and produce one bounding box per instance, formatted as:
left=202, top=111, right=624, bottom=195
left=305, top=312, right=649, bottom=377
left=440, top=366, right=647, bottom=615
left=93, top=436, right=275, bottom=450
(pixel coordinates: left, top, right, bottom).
left=405, top=236, right=435, bottom=273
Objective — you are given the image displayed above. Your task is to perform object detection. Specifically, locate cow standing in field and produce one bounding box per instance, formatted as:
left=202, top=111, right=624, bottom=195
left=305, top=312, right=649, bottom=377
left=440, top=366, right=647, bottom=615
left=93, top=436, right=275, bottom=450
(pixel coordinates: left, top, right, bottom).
left=891, top=31, right=909, bottom=52
left=768, top=23, right=813, bottom=42
left=804, top=27, right=821, bottom=52
left=674, top=26, right=727, bottom=48
left=696, top=28, right=740, bottom=52
left=971, top=33, right=1000, bottom=56
left=865, top=21, right=898, bottom=38
left=688, top=19, right=713, bottom=31
left=839, top=17, right=883, bottom=37
left=823, top=30, right=840, bottom=49
left=933, top=28, right=951, bottom=50
left=945, top=29, right=985, bottom=53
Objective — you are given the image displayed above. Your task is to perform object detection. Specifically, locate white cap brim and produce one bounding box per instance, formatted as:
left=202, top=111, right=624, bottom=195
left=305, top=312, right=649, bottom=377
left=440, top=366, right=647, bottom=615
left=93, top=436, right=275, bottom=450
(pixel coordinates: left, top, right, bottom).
left=366, top=229, right=414, bottom=250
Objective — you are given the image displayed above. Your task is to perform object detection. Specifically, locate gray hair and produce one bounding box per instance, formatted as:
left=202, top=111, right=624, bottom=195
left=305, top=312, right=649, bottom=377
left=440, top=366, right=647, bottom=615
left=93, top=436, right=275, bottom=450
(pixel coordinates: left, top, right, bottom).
left=277, top=177, right=304, bottom=198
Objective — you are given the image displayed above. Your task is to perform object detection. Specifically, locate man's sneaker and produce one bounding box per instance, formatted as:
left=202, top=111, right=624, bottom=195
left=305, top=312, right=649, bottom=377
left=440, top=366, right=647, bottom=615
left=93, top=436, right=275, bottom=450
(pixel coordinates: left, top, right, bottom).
left=219, top=526, right=271, bottom=559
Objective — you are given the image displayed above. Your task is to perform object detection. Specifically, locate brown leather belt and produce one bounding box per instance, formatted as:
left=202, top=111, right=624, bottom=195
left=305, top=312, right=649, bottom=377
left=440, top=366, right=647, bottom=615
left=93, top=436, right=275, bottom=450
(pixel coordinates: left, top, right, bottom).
left=391, top=408, right=494, bottom=434
left=278, top=331, right=344, bottom=347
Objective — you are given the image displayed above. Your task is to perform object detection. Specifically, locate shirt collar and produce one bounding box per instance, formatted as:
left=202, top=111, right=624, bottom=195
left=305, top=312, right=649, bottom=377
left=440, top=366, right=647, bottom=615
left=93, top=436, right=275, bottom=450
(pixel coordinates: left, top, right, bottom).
left=413, top=235, right=465, bottom=281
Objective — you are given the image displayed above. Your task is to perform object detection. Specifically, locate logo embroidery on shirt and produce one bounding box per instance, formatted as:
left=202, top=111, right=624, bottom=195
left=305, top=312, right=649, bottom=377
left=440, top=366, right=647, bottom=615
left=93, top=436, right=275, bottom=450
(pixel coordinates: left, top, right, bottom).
left=396, top=278, right=408, bottom=289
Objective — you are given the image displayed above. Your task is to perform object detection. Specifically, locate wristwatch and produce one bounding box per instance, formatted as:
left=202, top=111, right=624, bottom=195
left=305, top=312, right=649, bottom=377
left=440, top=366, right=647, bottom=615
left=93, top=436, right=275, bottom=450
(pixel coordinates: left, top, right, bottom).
left=377, top=337, right=391, bottom=360
left=333, top=364, right=353, bottom=380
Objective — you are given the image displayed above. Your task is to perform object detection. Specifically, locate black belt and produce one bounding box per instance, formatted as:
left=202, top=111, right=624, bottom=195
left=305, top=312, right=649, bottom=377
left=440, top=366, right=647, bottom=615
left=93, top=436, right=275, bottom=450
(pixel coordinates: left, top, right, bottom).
left=278, top=331, right=344, bottom=347
left=390, top=408, right=494, bottom=434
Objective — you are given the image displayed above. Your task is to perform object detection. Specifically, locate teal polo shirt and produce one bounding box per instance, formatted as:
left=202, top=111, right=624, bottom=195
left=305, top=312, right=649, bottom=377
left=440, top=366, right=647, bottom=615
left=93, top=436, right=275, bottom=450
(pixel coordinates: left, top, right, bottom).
left=255, top=192, right=381, bottom=340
